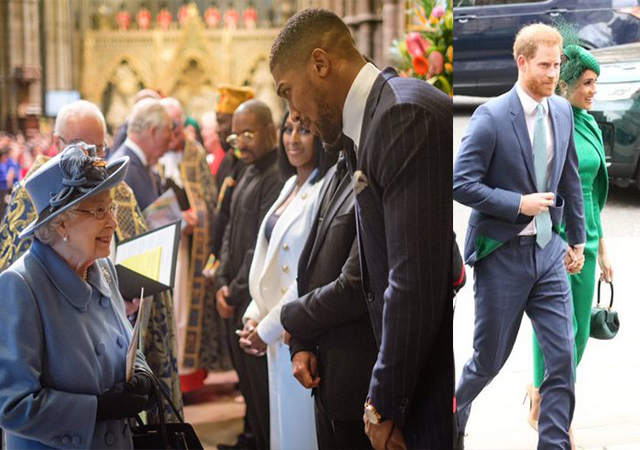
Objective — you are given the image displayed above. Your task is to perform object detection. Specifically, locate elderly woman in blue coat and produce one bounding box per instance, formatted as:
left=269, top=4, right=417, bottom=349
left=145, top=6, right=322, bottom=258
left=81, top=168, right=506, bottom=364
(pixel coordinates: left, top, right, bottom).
left=0, top=144, right=153, bottom=449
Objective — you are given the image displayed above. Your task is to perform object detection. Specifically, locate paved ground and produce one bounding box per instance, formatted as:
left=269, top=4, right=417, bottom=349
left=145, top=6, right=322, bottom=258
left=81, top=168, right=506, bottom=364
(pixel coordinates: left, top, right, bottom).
left=454, top=96, right=640, bottom=449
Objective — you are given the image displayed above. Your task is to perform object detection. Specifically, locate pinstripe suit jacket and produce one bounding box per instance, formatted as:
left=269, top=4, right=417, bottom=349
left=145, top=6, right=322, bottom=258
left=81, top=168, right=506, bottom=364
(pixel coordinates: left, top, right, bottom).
left=353, top=67, right=453, bottom=448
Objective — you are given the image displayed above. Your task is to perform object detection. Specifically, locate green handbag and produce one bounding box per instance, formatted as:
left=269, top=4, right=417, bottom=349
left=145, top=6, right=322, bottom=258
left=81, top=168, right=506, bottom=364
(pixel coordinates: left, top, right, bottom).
left=590, top=280, right=619, bottom=340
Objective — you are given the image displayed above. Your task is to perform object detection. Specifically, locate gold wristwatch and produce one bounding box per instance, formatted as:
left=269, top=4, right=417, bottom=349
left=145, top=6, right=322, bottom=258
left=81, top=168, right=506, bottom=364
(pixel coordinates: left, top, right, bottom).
left=364, top=399, right=383, bottom=424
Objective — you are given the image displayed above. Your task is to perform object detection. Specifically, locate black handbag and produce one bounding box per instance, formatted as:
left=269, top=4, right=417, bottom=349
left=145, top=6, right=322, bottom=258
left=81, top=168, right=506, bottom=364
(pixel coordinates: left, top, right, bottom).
left=590, top=280, right=619, bottom=340
left=131, top=370, right=203, bottom=449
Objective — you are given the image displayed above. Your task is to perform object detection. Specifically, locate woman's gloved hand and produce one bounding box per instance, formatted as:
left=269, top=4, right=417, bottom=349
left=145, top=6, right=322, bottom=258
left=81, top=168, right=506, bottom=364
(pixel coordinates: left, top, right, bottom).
left=95, top=373, right=153, bottom=421
left=126, top=371, right=154, bottom=395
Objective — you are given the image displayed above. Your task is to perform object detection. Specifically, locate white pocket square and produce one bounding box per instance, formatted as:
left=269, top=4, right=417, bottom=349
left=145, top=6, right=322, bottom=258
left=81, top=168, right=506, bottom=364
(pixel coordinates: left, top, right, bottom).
left=353, top=170, right=369, bottom=195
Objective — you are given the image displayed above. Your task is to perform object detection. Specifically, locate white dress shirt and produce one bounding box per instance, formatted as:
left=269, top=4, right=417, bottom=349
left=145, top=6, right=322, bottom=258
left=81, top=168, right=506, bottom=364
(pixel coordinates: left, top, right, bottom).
left=160, top=150, right=184, bottom=188
left=342, top=62, right=380, bottom=152
left=515, top=82, right=554, bottom=236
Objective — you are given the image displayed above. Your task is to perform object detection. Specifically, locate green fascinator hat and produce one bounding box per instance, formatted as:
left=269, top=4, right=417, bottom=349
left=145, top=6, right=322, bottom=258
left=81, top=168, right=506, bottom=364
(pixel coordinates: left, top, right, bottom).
left=560, top=44, right=600, bottom=88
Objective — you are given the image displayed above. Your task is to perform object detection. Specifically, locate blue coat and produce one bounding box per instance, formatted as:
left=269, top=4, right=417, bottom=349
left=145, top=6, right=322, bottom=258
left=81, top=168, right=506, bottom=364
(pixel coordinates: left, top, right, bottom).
left=0, top=239, right=142, bottom=449
left=453, top=87, right=586, bottom=265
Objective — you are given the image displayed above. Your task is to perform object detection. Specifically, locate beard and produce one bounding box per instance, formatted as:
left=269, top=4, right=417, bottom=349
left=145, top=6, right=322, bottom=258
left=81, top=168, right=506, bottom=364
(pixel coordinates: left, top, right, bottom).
left=310, top=87, right=342, bottom=148
left=525, top=74, right=557, bottom=100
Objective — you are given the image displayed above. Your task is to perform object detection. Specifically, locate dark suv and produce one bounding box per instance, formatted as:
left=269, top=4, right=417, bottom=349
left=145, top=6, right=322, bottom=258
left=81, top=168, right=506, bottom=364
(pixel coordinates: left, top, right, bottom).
left=589, top=44, right=640, bottom=190
left=454, top=0, right=640, bottom=97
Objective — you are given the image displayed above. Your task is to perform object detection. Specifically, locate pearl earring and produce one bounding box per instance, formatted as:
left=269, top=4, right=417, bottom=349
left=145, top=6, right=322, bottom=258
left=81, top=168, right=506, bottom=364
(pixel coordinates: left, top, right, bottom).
left=63, top=236, right=68, bottom=242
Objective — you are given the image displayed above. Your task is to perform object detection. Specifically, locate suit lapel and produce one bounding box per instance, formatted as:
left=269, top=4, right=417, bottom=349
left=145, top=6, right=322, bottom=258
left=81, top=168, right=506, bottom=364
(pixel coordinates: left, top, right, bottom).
left=260, top=181, right=295, bottom=277
left=298, top=168, right=335, bottom=289
left=358, top=68, right=396, bottom=152
left=509, top=89, right=537, bottom=188
left=261, top=175, right=317, bottom=280
left=307, top=176, right=351, bottom=268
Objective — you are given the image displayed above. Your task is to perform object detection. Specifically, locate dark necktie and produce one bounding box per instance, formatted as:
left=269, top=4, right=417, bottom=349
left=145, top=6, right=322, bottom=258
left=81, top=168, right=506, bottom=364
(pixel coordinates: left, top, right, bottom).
left=342, top=134, right=357, bottom=176
left=320, top=153, right=347, bottom=218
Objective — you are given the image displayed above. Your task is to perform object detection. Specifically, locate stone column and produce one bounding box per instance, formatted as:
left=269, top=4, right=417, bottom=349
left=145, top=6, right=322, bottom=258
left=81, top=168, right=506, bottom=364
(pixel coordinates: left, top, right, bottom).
left=381, top=0, right=404, bottom=67
left=0, top=0, right=10, bottom=130
left=3, top=0, right=42, bottom=133
left=45, top=0, right=74, bottom=91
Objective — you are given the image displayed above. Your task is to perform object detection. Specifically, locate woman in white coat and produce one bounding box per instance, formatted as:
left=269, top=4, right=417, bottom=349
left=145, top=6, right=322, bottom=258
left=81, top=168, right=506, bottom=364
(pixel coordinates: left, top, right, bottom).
left=239, top=111, right=336, bottom=450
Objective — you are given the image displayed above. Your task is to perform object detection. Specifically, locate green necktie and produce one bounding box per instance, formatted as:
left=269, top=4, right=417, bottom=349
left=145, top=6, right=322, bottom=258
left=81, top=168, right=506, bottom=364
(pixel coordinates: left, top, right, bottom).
left=534, top=103, right=552, bottom=248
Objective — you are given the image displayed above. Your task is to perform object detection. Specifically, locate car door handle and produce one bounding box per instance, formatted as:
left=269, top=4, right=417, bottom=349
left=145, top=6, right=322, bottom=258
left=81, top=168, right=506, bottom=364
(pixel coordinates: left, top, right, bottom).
left=545, top=8, right=567, bottom=17
left=456, top=15, right=477, bottom=23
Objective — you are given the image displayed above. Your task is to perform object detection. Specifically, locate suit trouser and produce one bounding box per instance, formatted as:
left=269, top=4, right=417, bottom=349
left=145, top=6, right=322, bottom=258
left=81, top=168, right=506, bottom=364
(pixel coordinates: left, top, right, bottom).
left=315, top=401, right=371, bottom=450
left=226, top=310, right=270, bottom=449
left=456, top=234, right=575, bottom=450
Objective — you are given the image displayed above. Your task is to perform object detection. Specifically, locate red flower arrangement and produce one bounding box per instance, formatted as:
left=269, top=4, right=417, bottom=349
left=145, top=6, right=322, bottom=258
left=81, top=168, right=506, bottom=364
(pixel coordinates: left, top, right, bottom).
left=392, top=0, right=452, bottom=96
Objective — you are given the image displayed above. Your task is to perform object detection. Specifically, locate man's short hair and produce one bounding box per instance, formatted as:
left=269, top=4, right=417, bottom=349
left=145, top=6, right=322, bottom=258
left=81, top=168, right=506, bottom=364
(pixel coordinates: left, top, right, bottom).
left=269, top=8, right=359, bottom=72
left=54, top=100, right=106, bottom=137
left=128, top=98, right=170, bottom=135
left=235, top=99, right=273, bottom=128
left=513, top=23, right=563, bottom=61
left=160, top=97, right=186, bottom=124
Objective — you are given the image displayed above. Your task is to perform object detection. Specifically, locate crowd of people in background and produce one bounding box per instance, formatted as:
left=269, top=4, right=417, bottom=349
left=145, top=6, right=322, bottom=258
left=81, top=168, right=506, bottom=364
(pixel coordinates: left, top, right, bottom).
left=0, top=132, right=52, bottom=220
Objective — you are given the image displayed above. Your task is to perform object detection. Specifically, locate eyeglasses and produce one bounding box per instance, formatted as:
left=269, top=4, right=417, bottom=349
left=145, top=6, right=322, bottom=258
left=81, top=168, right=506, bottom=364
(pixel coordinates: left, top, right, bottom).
left=59, top=137, right=109, bottom=158
left=226, top=131, right=255, bottom=148
left=76, top=202, right=118, bottom=220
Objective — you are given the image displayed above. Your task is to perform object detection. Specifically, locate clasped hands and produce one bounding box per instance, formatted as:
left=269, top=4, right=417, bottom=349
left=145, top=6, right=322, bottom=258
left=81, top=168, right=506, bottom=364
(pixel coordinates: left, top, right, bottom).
left=565, top=245, right=584, bottom=274
left=238, top=319, right=267, bottom=357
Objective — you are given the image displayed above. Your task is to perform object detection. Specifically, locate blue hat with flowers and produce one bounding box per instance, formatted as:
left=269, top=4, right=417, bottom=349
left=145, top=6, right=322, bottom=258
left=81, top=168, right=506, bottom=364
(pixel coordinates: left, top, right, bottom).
left=19, top=143, right=129, bottom=238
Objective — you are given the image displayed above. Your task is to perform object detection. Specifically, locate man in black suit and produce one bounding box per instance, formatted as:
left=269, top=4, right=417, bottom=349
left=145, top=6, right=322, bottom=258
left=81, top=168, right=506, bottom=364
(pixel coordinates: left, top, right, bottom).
left=215, top=99, right=283, bottom=450
left=270, top=9, right=453, bottom=449
left=280, top=153, right=378, bottom=449
left=109, top=98, right=173, bottom=211
left=210, top=85, right=255, bottom=258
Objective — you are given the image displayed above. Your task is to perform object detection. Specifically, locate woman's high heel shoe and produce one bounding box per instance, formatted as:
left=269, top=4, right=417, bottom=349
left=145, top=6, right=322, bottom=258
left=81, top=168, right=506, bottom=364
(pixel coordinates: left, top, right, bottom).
left=523, top=383, right=541, bottom=431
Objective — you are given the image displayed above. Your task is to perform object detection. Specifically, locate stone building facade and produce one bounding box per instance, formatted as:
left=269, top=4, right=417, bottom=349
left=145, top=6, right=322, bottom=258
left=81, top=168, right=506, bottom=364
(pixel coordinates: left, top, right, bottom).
left=0, top=0, right=406, bottom=133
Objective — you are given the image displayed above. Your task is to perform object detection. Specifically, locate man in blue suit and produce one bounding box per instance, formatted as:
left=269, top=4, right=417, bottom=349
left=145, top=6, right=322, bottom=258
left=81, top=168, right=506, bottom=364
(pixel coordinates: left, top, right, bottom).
left=453, top=24, right=586, bottom=449
left=109, top=98, right=172, bottom=211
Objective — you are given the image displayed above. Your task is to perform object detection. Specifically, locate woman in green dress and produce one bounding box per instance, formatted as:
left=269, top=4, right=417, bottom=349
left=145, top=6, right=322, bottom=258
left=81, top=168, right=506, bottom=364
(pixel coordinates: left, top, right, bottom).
left=527, top=45, right=614, bottom=434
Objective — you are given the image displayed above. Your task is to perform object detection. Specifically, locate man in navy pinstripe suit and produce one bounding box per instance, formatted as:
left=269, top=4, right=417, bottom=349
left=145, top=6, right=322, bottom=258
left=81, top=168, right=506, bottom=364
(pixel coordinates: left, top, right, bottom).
left=271, top=9, right=453, bottom=449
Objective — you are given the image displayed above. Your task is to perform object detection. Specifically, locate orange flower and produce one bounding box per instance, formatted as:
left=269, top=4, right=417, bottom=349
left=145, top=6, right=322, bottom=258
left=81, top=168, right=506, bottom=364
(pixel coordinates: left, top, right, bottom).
left=445, top=63, right=453, bottom=73
left=412, top=55, right=429, bottom=76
